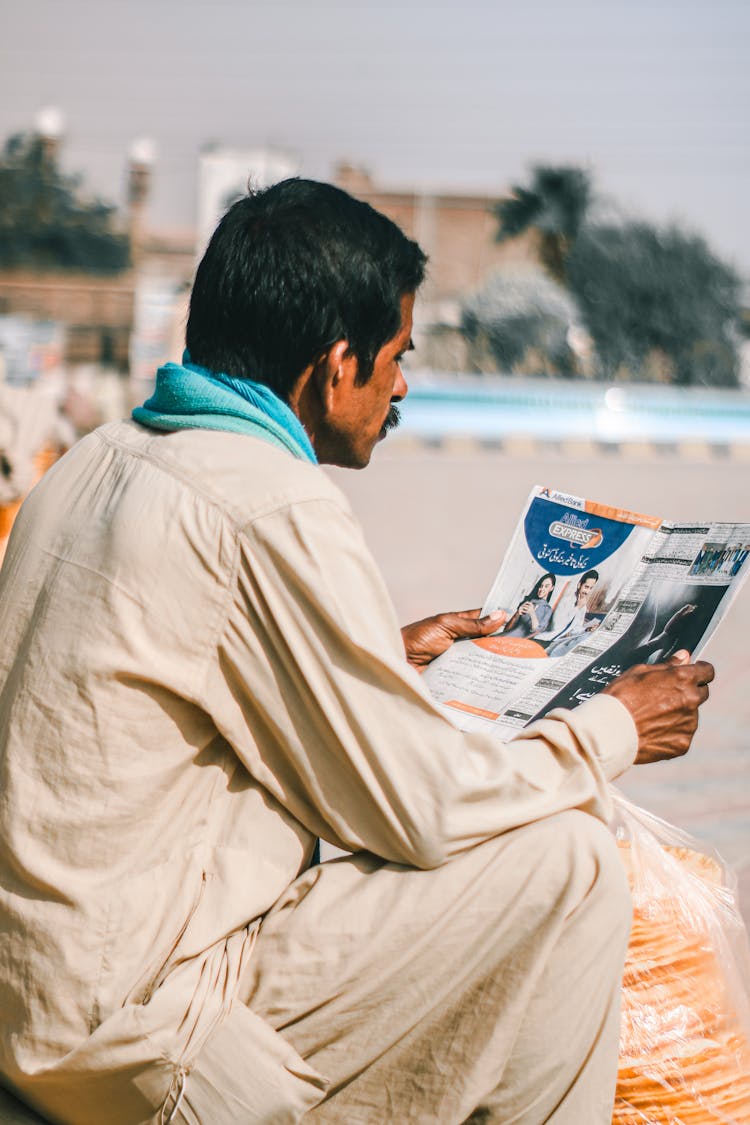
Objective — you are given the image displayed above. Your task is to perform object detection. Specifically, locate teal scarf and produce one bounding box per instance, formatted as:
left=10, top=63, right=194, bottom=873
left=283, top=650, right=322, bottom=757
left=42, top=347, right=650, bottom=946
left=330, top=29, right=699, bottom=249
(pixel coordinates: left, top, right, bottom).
left=132, top=355, right=317, bottom=464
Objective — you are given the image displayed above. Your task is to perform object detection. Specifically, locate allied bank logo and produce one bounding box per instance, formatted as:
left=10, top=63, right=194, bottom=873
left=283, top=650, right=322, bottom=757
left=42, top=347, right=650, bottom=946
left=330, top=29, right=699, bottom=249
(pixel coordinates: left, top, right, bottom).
left=549, top=513, right=603, bottom=550
left=526, top=497, right=632, bottom=574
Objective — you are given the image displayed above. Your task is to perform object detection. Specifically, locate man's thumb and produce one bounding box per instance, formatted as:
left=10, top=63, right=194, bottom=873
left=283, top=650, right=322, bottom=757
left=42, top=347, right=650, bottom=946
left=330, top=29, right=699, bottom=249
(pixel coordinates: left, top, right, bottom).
left=473, top=611, right=506, bottom=635
left=668, top=649, right=691, bottom=665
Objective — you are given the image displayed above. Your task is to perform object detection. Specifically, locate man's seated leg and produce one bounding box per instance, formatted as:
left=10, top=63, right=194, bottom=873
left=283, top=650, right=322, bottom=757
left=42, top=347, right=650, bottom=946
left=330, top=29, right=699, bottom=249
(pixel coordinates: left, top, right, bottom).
left=0, top=1085, right=51, bottom=1125
left=173, top=809, right=631, bottom=1124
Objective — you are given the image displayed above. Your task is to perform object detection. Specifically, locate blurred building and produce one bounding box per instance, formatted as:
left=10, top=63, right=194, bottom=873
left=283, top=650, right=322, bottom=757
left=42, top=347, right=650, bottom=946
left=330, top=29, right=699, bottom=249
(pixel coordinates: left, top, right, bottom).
left=196, top=146, right=299, bottom=257
left=0, top=271, right=135, bottom=371
left=0, top=119, right=546, bottom=385
left=334, top=163, right=538, bottom=370
left=0, top=143, right=303, bottom=384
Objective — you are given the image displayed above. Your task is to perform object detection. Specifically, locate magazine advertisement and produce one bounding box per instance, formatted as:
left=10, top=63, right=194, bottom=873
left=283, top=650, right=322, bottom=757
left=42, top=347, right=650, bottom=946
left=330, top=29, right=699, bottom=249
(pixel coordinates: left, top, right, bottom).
left=422, top=486, right=750, bottom=739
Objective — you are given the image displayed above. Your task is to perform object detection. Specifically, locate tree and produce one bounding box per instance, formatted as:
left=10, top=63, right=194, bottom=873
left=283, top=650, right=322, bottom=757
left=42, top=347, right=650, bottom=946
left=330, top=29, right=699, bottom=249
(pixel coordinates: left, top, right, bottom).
left=491, top=164, right=742, bottom=386
left=567, top=222, right=742, bottom=386
left=461, top=269, right=581, bottom=375
left=0, top=133, right=129, bottom=274
left=494, top=166, right=592, bottom=283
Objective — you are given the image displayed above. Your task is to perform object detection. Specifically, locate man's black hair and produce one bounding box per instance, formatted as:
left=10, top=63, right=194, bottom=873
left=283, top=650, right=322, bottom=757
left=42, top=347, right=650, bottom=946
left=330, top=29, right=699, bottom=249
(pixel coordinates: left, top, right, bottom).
left=186, top=178, right=427, bottom=398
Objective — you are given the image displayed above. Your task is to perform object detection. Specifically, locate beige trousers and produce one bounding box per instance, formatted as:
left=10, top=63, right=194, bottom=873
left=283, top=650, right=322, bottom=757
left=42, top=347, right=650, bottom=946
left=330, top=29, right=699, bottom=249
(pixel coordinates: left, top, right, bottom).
left=175, top=810, right=632, bottom=1124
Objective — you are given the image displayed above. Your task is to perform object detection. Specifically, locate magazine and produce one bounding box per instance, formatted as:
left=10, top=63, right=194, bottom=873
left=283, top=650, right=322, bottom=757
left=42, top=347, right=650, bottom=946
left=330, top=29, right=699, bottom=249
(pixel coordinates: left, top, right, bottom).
left=422, top=486, right=750, bottom=739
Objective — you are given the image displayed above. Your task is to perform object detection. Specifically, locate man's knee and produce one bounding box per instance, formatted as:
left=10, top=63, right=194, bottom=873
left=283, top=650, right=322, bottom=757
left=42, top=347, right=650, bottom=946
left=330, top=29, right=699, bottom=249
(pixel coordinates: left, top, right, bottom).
left=544, top=809, right=632, bottom=937
left=476, top=809, right=632, bottom=940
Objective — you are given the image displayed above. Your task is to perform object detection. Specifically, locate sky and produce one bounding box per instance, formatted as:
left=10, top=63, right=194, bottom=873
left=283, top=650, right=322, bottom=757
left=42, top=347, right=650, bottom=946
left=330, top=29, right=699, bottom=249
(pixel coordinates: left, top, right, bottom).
left=2, top=0, right=749, bottom=272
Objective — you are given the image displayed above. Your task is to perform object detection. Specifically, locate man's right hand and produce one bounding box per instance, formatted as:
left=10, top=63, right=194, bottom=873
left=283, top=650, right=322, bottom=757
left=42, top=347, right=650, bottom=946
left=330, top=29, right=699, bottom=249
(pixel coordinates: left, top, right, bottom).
left=602, top=652, right=715, bottom=765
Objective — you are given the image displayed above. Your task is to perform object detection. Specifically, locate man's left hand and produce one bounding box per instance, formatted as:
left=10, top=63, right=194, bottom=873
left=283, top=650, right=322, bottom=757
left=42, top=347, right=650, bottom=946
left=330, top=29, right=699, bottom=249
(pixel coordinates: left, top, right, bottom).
left=402, top=608, right=506, bottom=669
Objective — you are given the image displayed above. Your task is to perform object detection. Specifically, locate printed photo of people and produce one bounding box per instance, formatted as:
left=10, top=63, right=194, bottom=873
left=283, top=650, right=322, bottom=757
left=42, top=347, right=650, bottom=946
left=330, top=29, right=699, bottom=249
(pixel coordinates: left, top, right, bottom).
left=536, top=569, right=605, bottom=658
left=531, top=579, right=730, bottom=719
left=493, top=567, right=610, bottom=659
left=691, top=541, right=750, bottom=578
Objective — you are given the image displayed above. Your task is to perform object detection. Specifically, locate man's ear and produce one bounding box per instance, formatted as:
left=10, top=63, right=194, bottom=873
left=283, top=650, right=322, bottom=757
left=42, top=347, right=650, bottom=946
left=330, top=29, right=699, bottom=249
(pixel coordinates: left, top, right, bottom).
left=287, top=341, right=359, bottom=444
left=314, top=341, right=359, bottom=416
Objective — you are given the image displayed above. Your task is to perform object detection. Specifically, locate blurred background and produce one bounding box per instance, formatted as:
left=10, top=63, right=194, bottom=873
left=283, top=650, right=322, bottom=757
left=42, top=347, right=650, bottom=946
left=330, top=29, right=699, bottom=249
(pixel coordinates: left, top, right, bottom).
left=0, top=0, right=748, bottom=921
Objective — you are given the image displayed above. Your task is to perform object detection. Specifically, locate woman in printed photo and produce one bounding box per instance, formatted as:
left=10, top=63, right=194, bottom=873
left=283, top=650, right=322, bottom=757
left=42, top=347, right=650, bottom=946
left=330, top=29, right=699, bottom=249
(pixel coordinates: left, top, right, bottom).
left=501, top=572, right=557, bottom=638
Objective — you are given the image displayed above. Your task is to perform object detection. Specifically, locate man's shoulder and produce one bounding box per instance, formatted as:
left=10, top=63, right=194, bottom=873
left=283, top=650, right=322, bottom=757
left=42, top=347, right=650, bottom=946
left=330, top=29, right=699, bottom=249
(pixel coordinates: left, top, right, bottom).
left=97, top=420, right=352, bottom=529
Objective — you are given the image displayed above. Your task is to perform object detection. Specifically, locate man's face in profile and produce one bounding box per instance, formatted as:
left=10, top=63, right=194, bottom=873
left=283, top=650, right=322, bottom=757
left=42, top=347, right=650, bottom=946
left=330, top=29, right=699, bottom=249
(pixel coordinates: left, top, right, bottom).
left=320, top=292, right=415, bottom=470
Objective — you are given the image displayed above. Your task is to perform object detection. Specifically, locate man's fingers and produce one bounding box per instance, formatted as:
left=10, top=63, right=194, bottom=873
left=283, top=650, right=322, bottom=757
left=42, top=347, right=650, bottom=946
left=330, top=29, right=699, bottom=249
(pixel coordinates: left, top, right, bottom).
left=665, top=651, right=715, bottom=686
left=678, top=659, right=715, bottom=689
left=402, top=608, right=509, bottom=667
left=449, top=612, right=508, bottom=639
left=448, top=610, right=505, bottom=638
left=671, top=659, right=713, bottom=702
left=606, top=655, right=717, bottom=766
left=693, top=659, right=715, bottom=685
left=477, top=611, right=506, bottom=631
left=696, top=682, right=710, bottom=704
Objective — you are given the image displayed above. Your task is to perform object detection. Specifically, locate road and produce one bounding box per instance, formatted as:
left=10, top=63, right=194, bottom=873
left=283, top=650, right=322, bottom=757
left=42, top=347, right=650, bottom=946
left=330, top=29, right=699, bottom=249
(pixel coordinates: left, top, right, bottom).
left=326, top=443, right=750, bottom=931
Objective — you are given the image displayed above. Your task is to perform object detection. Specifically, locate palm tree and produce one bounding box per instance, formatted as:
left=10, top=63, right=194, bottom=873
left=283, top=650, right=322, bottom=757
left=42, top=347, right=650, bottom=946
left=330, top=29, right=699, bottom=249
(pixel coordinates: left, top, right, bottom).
left=494, top=166, right=592, bottom=284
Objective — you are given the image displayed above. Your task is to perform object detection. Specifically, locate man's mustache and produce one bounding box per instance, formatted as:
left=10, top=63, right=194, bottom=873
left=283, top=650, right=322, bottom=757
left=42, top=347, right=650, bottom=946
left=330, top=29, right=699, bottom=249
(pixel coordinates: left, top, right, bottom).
left=382, top=403, right=401, bottom=433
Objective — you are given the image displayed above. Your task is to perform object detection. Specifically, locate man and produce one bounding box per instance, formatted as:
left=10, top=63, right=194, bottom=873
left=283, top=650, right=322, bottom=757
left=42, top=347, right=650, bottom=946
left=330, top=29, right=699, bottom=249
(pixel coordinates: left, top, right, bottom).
left=0, top=180, right=712, bottom=1125
left=544, top=569, right=601, bottom=658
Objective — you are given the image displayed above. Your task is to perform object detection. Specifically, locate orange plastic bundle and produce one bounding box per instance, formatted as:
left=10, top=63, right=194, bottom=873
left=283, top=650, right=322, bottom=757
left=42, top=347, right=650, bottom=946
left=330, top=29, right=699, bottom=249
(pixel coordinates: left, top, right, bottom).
left=0, top=445, right=59, bottom=542
left=612, top=795, right=750, bottom=1124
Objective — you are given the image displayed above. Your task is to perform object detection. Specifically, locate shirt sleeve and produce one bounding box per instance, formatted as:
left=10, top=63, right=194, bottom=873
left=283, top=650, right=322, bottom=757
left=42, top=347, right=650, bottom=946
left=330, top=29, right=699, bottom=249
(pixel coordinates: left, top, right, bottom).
left=213, top=494, right=638, bottom=869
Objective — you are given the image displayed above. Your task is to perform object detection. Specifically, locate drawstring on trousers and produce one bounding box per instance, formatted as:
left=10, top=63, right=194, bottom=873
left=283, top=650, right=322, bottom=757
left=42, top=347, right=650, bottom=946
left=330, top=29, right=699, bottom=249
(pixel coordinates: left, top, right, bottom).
left=161, top=1068, right=188, bottom=1124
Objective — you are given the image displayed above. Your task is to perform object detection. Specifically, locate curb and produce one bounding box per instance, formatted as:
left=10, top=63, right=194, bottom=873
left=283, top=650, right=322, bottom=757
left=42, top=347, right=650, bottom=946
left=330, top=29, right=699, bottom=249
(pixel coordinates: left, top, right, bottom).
left=385, top=435, right=750, bottom=460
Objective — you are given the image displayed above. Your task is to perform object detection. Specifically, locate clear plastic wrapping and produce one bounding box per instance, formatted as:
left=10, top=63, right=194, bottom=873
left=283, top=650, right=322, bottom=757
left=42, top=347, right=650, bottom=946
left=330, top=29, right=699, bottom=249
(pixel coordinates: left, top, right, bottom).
left=611, top=791, right=750, bottom=1124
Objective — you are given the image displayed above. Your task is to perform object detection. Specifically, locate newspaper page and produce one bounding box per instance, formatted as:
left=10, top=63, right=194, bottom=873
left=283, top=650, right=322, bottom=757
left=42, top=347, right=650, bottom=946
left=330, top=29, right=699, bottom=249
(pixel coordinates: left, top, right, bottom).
left=422, top=486, right=750, bottom=739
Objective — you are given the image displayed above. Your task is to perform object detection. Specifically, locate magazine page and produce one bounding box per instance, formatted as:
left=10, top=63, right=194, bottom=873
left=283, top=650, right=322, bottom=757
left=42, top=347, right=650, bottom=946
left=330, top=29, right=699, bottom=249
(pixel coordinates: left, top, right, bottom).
left=422, top=486, right=662, bottom=736
left=524, top=520, right=750, bottom=725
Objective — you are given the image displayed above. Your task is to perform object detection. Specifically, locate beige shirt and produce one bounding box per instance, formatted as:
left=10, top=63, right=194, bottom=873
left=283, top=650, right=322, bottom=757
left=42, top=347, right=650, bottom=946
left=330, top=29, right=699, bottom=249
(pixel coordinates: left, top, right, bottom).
left=0, top=422, right=637, bottom=1124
